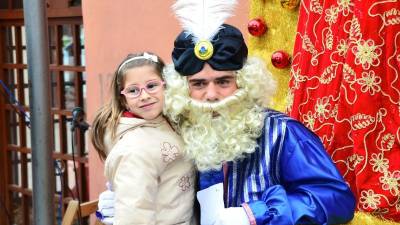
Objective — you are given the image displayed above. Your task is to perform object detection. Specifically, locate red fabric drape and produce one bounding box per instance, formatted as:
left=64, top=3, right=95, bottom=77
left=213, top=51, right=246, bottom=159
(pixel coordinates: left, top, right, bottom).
left=289, top=0, right=400, bottom=220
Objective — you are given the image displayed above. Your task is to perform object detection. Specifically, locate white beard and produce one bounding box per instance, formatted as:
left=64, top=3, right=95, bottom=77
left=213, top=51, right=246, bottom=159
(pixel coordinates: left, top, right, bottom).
left=179, top=91, right=265, bottom=171
left=162, top=57, right=276, bottom=171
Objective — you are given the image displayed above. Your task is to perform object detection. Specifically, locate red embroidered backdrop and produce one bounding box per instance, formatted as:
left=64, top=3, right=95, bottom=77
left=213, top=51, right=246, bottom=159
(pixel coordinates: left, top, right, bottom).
left=288, top=0, right=400, bottom=220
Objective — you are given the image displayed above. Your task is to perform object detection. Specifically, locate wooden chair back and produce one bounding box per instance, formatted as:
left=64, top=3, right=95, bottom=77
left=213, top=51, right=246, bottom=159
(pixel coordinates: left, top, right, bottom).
left=62, top=199, right=104, bottom=225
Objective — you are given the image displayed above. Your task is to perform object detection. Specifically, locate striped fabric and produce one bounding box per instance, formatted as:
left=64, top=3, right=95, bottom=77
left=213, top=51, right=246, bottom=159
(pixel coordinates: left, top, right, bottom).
left=226, top=110, right=293, bottom=207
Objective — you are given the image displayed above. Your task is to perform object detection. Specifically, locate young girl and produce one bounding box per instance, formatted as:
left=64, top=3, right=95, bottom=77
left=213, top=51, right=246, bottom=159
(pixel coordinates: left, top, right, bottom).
left=91, top=52, right=196, bottom=224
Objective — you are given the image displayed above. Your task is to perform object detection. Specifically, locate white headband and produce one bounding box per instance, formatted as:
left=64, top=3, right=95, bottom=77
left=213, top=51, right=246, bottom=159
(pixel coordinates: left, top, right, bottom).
left=117, top=52, right=159, bottom=74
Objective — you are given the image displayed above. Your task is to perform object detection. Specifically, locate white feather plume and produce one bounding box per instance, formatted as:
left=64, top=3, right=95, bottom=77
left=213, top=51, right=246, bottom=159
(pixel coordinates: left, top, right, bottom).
left=172, top=0, right=238, bottom=43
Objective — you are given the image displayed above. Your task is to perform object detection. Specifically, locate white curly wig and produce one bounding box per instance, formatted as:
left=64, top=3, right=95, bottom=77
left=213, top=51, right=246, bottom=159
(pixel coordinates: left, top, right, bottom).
left=163, top=56, right=277, bottom=171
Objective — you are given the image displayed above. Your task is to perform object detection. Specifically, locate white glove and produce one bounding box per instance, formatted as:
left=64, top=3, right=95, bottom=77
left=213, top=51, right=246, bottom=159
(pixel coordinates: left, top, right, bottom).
left=214, top=207, right=250, bottom=225
left=100, top=217, right=114, bottom=225
left=96, top=182, right=115, bottom=225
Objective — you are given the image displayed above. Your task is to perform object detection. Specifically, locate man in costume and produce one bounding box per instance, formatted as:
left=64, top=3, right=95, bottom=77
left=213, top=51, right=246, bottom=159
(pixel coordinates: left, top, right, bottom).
left=97, top=1, right=356, bottom=224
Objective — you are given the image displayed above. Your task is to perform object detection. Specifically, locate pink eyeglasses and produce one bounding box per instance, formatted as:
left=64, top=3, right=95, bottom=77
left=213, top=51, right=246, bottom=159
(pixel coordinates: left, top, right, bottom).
left=120, top=80, right=165, bottom=99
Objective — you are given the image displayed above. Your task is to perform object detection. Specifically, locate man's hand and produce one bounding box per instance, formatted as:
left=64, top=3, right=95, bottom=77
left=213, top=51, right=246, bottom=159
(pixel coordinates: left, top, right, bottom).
left=214, top=207, right=250, bottom=225
left=96, top=182, right=115, bottom=225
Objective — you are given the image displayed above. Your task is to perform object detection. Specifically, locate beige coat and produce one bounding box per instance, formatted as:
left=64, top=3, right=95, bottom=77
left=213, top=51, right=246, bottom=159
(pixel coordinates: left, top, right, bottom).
left=104, top=116, right=195, bottom=225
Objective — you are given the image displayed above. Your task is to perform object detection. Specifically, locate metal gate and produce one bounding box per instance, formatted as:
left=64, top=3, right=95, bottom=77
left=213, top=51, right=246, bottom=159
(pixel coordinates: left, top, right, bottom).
left=0, top=0, right=88, bottom=224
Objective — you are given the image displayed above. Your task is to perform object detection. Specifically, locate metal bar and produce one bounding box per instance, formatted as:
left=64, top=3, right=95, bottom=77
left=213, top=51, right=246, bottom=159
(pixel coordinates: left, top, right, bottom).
left=22, top=0, right=54, bottom=224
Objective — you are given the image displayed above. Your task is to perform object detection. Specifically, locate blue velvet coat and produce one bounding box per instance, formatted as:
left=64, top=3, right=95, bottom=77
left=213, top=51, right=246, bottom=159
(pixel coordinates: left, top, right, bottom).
left=199, top=110, right=355, bottom=225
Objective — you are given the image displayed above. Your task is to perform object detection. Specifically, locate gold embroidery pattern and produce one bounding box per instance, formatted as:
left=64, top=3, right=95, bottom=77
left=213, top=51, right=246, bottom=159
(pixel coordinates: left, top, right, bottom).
left=370, top=153, right=389, bottom=173
left=325, top=6, right=339, bottom=25
left=352, top=39, right=382, bottom=70
left=289, top=0, right=400, bottom=219
left=379, top=171, right=400, bottom=197
left=359, top=190, right=381, bottom=210
left=338, top=0, right=353, bottom=16
left=310, top=0, right=323, bottom=14
left=346, top=154, right=364, bottom=171
left=357, top=70, right=382, bottom=95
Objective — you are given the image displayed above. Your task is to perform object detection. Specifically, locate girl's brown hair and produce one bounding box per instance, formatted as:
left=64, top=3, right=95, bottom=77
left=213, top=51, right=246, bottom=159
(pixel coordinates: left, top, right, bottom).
left=90, top=52, right=165, bottom=160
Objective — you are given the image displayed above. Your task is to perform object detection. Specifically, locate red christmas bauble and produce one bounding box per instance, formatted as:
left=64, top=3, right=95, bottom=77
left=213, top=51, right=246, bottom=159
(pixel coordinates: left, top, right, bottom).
left=248, top=18, right=267, bottom=37
left=271, top=50, right=291, bottom=69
